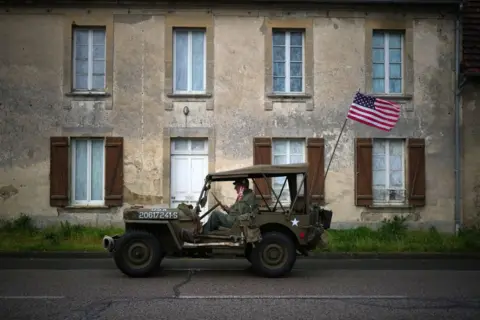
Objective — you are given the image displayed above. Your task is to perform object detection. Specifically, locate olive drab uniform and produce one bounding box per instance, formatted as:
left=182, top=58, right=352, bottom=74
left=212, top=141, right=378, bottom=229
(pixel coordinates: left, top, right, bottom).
left=202, top=188, right=256, bottom=234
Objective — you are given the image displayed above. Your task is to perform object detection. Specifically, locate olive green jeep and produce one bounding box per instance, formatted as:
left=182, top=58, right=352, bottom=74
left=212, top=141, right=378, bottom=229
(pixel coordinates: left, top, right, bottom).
left=102, top=163, right=333, bottom=278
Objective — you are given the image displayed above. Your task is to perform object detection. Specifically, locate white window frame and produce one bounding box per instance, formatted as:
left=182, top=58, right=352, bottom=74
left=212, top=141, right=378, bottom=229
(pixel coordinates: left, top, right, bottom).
left=170, top=138, right=208, bottom=156
left=172, top=28, right=207, bottom=94
left=272, top=139, right=306, bottom=204
left=372, top=31, right=404, bottom=94
left=272, top=30, right=305, bottom=94
left=372, top=138, right=406, bottom=205
left=71, top=138, right=106, bottom=206
left=72, top=27, right=106, bottom=92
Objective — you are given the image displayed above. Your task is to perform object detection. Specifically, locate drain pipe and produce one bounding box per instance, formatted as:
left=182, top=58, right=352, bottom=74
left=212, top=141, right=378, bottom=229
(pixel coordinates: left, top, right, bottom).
left=454, top=1, right=463, bottom=234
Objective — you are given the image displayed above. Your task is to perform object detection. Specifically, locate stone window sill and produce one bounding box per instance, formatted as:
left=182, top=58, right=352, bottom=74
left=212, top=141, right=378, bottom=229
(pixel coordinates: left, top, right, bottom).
left=65, top=205, right=109, bottom=209
left=266, top=93, right=312, bottom=102
left=65, top=91, right=111, bottom=98
left=368, top=93, right=413, bottom=102
left=167, top=93, right=212, bottom=100
left=368, top=204, right=412, bottom=209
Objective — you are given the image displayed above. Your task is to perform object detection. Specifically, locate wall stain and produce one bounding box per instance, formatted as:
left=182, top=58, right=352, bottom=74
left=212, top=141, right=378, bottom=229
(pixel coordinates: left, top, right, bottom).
left=0, top=185, right=19, bottom=200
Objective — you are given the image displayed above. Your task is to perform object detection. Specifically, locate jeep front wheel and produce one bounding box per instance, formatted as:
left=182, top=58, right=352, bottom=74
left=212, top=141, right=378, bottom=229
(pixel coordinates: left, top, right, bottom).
left=113, top=231, right=163, bottom=278
left=250, top=231, right=296, bottom=278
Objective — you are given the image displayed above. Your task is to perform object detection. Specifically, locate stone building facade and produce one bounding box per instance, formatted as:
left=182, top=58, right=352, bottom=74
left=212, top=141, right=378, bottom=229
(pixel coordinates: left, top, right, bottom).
left=1, top=0, right=476, bottom=231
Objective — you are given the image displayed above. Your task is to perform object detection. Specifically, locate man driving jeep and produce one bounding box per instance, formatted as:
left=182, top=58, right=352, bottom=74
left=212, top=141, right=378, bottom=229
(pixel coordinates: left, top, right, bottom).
left=202, top=178, right=256, bottom=234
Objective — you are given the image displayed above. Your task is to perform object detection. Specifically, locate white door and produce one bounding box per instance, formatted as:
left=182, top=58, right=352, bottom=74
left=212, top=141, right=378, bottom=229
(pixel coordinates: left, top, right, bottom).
left=170, top=139, right=209, bottom=222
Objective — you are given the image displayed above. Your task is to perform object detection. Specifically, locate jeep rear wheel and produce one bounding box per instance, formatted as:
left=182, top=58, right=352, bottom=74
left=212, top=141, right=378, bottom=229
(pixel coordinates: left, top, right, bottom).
left=113, top=231, right=163, bottom=278
left=250, top=231, right=296, bottom=278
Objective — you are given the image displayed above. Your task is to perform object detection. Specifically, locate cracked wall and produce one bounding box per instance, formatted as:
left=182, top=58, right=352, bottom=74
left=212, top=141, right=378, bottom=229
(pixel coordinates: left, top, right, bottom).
left=0, top=8, right=459, bottom=230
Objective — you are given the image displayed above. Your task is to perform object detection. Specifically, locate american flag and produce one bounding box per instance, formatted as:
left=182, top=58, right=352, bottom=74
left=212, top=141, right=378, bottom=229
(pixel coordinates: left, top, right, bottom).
left=347, top=92, right=401, bottom=132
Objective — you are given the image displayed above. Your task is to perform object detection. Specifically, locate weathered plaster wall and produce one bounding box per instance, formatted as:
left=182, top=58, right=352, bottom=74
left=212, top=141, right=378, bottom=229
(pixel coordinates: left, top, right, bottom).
left=0, top=8, right=457, bottom=230
left=462, top=82, right=480, bottom=227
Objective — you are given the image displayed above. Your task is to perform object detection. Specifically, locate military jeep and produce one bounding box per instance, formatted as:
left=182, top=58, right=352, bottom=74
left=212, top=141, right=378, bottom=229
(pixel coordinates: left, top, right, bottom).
left=102, top=163, right=333, bottom=278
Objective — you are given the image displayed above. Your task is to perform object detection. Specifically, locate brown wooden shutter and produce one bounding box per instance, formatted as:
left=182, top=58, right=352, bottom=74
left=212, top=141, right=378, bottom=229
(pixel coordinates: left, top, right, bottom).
left=354, top=138, right=373, bottom=206
left=407, top=138, right=426, bottom=206
left=307, top=137, right=325, bottom=205
left=50, top=137, right=70, bottom=207
left=105, top=137, right=124, bottom=206
left=253, top=137, right=272, bottom=205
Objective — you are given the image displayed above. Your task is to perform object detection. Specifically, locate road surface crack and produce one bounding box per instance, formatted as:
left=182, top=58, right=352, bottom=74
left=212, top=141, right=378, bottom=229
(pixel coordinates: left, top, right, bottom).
left=172, top=269, right=198, bottom=298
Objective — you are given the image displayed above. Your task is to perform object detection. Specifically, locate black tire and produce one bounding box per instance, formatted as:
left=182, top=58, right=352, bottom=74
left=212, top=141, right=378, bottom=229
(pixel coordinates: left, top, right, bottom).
left=245, top=245, right=252, bottom=263
left=113, top=231, right=163, bottom=278
left=250, top=231, right=297, bottom=278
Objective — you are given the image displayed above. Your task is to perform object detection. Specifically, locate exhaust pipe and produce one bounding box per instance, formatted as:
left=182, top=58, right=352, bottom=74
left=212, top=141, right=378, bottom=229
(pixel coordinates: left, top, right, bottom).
left=102, top=235, right=115, bottom=252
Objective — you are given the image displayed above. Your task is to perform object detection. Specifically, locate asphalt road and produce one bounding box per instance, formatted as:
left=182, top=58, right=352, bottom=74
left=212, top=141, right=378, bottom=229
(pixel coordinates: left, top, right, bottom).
left=0, top=258, right=479, bottom=320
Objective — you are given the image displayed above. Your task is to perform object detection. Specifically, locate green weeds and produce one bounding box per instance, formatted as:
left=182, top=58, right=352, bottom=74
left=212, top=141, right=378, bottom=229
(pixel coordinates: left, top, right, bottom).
left=0, top=214, right=479, bottom=253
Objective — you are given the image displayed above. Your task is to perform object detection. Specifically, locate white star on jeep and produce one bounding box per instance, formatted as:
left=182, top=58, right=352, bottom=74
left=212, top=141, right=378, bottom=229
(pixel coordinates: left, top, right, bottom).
left=291, top=218, right=299, bottom=227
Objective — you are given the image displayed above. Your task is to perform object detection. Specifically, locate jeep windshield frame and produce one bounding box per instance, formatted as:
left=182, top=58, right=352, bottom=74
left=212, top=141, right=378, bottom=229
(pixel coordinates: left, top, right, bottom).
left=194, top=163, right=309, bottom=215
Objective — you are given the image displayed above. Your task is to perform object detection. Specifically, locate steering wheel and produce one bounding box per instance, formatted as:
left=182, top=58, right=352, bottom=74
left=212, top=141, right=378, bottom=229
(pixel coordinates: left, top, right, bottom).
left=210, top=192, right=229, bottom=212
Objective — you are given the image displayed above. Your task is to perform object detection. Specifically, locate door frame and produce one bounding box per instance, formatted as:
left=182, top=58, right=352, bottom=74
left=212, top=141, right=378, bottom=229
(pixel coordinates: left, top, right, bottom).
left=162, top=127, right=216, bottom=208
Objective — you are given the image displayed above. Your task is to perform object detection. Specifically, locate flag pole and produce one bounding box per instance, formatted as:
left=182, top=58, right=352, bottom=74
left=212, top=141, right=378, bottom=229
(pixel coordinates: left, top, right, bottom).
left=324, top=118, right=348, bottom=182
left=323, top=89, right=359, bottom=182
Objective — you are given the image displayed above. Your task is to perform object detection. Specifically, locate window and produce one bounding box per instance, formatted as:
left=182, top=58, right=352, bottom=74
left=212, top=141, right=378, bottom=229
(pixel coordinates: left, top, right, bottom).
left=372, top=138, right=405, bottom=204
left=71, top=138, right=105, bottom=206
left=272, top=30, right=304, bottom=93
left=372, top=30, right=403, bottom=94
left=272, top=139, right=305, bottom=203
left=173, top=28, right=206, bottom=93
left=73, top=27, right=106, bottom=91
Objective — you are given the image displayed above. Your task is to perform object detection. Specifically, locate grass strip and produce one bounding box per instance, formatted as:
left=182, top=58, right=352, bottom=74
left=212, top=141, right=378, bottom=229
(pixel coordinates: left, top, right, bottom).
left=0, top=214, right=479, bottom=253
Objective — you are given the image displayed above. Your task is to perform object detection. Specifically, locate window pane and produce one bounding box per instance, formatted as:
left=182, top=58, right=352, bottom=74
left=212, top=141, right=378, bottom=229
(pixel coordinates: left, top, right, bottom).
left=273, top=62, right=285, bottom=77
left=74, top=29, right=89, bottom=45
left=273, top=77, right=285, bottom=92
left=75, top=45, right=88, bottom=59
left=273, top=46, right=285, bottom=61
left=290, top=155, right=303, bottom=163
left=373, top=170, right=386, bottom=187
left=372, top=32, right=384, bottom=48
left=372, top=79, right=385, bottom=93
left=92, top=76, right=105, bottom=90
left=93, top=45, right=105, bottom=59
left=90, top=140, right=104, bottom=201
left=273, top=155, right=287, bottom=165
left=389, top=49, right=402, bottom=63
left=174, top=31, right=188, bottom=91
left=75, top=75, right=88, bottom=90
left=389, top=63, right=402, bottom=78
left=389, top=141, right=403, bottom=155
left=92, top=30, right=105, bottom=45
left=174, top=139, right=189, bottom=151
left=389, top=80, right=402, bottom=93
left=191, top=31, right=205, bottom=91
left=290, top=78, right=302, bottom=92
left=290, top=47, right=302, bottom=62
left=372, top=49, right=384, bottom=63
left=290, top=62, right=302, bottom=77
left=389, top=171, right=403, bottom=188
left=388, top=34, right=402, bottom=49
left=372, top=63, right=385, bottom=78
left=272, top=32, right=286, bottom=46
left=373, top=154, right=386, bottom=171
left=74, top=140, right=88, bottom=201
left=373, top=140, right=386, bottom=154
left=273, top=141, right=287, bottom=154
left=290, top=32, right=303, bottom=46
left=389, top=155, right=403, bottom=171
left=93, top=60, right=105, bottom=74
left=290, top=141, right=304, bottom=154
left=191, top=140, right=206, bottom=152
